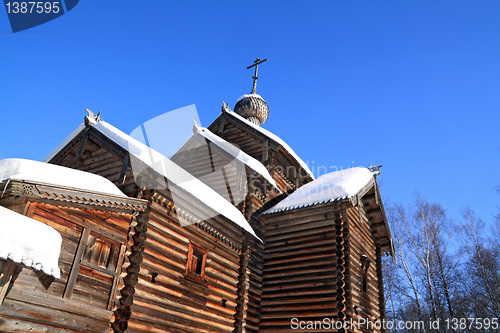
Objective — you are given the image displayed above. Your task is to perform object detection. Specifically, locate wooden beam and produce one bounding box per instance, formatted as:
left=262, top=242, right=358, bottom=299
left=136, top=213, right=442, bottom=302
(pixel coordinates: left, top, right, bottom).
left=0, top=261, right=17, bottom=305
left=74, top=128, right=90, bottom=161
left=218, top=118, right=226, bottom=134
left=119, top=154, right=130, bottom=184
left=64, top=228, right=90, bottom=299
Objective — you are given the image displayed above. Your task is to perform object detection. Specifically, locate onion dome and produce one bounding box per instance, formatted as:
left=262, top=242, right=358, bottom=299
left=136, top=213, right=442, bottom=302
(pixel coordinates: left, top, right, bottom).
left=234, top=57, right=270, bottom=126
left=234, top=93, right=269, bottom=126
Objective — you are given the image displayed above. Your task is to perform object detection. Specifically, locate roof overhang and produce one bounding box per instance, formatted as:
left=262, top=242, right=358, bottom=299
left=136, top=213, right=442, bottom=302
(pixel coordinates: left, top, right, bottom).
left=0, top=179, right=148, bottom=214
left=208, top=110, right=314, bottom=182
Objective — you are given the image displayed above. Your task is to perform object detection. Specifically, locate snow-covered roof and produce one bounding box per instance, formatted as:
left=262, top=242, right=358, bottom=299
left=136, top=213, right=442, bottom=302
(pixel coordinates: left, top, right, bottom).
left=0, top=205, right=61, bottom=278
left=43, top=120, right=259, bottom=240
left=223, top=110, right=314, bottom=180
left=0, top=158, right=127, bottom=198
left=263, top=167, right=374, bottom=215
left=194, top=125, right=279, bottom=190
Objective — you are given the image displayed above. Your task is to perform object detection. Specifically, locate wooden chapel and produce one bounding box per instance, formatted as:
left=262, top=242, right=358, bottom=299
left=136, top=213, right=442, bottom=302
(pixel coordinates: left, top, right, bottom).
left=0, top=59, right=393, bottom=333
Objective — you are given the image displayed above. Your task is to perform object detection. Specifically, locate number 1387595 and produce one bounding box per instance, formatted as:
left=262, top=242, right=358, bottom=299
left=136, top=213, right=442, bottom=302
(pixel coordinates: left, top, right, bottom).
left=5, top=2, right=60, bottom=14
left=445, top=318, right=499, bottom=330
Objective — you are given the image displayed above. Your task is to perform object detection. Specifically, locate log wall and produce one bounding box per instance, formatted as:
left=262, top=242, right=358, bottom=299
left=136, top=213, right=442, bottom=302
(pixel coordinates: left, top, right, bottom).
left=241, top=239, right=265, bottom=333
left=259, top=203, right=340, bottom=332
left=124, top=200, right=242, bottom=333
left=259, top=200, right=386, bottom=333
left=49, top=125, right=259, bottom=332
left=0, top=200, right=133, bottom=333
left=344, top=204, right=383, bottom=333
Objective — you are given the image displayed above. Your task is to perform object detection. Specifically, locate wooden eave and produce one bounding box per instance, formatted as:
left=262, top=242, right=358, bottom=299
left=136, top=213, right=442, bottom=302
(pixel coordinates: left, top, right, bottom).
left=48, top=126, right=129, bottom=168
left=208, top=112, right=314, bottom=183
left=0, top=179, right=147, bottom=214
left=361, top=181, right=395, bottom=256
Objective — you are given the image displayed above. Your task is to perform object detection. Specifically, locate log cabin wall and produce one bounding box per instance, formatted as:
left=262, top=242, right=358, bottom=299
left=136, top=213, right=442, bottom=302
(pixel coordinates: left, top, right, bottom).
left=241, top=239, right=265, bottom=333
left=343, top=204, right=383, bottom=333
left=41, top=119, right=394, bottom=333
left=0, top=196, right=136, bottom=333
left=124, top=198, right=243, bottom=333
left=48, top=125, right=260, bottom=333
left=258, top=203, right=343, bottom=332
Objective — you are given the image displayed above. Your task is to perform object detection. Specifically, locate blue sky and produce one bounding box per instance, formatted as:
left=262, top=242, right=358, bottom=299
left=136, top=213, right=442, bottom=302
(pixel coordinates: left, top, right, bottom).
left=1, top=1, right=499, bottom=225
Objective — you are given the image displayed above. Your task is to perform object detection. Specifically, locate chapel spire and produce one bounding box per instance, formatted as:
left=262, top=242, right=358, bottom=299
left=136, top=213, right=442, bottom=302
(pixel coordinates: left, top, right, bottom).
left=233, top=58, right=270, bottom=126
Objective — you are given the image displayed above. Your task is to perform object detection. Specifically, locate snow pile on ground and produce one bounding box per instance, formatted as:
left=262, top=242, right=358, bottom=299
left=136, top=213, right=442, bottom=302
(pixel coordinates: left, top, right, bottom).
left=263, top=167, right=374, bottom=214
left=0, top=158, right=127, bottom=197
left=0, top=205, right=61, bottom=278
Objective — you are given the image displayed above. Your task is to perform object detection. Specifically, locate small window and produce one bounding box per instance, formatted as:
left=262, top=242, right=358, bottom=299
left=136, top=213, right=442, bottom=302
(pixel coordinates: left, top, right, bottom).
left=64, top=228, right=125, bottom=310
left=185, top=243, right=207, bottom=284
left=83, top=233, right=119, bottom=272
left=361, top=255, right=370, bottom=294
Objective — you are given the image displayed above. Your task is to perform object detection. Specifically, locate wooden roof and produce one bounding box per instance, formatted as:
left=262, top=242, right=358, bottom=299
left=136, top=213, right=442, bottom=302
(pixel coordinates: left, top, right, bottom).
left=208, top=109, right=314, bottom=190
left=45, top=120, right=261, bottom=244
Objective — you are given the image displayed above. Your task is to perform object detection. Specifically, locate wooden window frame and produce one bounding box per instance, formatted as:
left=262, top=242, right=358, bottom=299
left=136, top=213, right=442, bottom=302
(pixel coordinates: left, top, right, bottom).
left=63, top=227, right=126, bottom=310
left=360, top=255, right=370, bottom=295
left=184, top=243, right=208, bottom=285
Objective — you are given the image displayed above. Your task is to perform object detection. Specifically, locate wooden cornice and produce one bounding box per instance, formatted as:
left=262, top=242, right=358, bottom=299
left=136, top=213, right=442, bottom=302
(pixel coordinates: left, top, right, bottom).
left=1, top=179, right=147, bottom=214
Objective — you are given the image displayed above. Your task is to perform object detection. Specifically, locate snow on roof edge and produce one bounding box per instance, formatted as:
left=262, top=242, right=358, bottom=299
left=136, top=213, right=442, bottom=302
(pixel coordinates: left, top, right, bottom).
left=262, top=167, right=375, bottom=215
left=93, top=120, right=260, bottom=241
left=196, top=126, right=279, bottom=190
left=0, top=205, right=61, bottom=278
left=42, top=121, right=260, bottom=241
left=0, top=158, right=127, bottom=198
left=223, top=110, right=315, bottom=180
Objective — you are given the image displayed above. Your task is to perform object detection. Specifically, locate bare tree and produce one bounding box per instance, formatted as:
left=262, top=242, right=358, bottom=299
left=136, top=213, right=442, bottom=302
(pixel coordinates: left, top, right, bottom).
left=387, top=204, right=426, bottom=332
left=385, top=196, right=460, bottom=332
left=460, top=209, right=500, bottom=318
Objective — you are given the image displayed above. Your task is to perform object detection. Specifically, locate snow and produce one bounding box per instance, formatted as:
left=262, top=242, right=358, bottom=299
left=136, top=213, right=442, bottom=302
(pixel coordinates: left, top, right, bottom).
left=224, top=110, right=315, bottom=180
left=0, top=158, right=127, bottom=197
left=43, top=121, right=259, bottom=240
left=0, top=205, right=61, bottom=278
left=236, top=93, right=265, bottom=103
left=195, top=126, right=279, bottom=190
left=95, top=121, right=259, bottom=239
left=262, top=167, right=374, bottom=214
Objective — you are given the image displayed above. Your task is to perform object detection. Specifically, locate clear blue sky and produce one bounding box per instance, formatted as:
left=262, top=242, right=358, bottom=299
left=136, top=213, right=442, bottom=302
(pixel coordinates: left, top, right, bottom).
left=1, top=1, right=499, bottom=225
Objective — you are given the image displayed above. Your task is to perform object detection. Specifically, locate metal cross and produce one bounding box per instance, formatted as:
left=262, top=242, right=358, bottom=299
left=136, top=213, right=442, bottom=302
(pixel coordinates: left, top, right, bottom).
left=247, top=57, right=267, bottom=94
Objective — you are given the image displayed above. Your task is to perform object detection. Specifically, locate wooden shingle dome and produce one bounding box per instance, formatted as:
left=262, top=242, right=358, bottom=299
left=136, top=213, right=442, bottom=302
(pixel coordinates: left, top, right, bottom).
left=234, top=93, right=269, bottom=126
